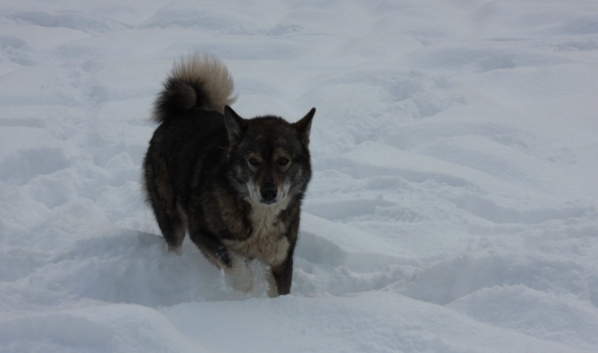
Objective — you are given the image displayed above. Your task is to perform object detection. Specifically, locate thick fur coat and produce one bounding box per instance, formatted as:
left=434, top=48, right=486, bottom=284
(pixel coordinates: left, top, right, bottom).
left=142, top=54, right=315, bottom=296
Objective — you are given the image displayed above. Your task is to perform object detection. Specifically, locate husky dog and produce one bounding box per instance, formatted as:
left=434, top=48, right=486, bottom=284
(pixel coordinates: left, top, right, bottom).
left=142, top=54, right=315, bottom=296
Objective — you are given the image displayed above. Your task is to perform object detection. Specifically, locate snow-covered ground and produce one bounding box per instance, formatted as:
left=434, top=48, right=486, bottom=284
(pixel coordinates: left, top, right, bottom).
left=1, top=0, right=598, bottom=352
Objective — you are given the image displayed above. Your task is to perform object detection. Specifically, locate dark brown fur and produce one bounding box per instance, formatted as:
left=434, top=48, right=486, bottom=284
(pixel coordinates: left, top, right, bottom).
left=142, top=54, right=314, bottom=296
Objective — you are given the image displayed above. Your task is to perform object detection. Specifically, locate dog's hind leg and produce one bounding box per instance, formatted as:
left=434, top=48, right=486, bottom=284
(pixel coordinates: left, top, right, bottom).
left=154, top=201, right=187, bottom=252
left=144, top=157, right=186, bottom=251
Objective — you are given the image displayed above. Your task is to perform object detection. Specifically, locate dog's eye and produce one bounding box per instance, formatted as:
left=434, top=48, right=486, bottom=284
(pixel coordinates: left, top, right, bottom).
left=248, top=158, right=260, bottom=167
left=277, top=157, right=290, bottom=166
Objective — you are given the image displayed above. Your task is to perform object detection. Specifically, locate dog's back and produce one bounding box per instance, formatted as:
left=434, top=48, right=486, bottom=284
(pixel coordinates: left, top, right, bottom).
left=143, top=54, right=314, bottom=296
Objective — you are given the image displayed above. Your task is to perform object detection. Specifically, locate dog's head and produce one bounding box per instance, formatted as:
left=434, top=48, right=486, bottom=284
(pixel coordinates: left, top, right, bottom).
left=223, top=106, right=315, bottom=207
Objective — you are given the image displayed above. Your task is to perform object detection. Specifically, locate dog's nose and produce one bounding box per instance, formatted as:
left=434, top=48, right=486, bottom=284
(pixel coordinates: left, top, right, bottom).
left=260, top=187, right=278, bottom=202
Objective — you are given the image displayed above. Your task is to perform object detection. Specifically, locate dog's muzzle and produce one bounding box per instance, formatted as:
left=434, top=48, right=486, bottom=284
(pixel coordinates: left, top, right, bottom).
left=260, top=186, right=278, bottom=204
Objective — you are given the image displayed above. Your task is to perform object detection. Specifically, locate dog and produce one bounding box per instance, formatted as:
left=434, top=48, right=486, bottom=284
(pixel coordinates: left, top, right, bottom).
left=142, top=53, right=315, bottom=296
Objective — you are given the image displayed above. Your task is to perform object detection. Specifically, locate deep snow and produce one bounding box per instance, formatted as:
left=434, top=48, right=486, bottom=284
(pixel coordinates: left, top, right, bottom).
left=1, top=0, right=598, bottom=352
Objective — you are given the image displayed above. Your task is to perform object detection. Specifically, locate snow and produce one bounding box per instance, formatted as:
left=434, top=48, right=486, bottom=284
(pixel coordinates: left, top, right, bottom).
left=1, top=0, right=598, bottom=352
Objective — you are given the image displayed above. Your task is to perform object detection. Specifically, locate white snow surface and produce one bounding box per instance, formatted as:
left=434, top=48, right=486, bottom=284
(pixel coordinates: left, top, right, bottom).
left=1, top=0, right=598, bottom=352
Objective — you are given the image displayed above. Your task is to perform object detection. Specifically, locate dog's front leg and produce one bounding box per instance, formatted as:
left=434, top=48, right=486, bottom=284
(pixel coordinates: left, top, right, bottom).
left=223, top=252, right=253, bottom=293
left=189, top=231, right=253, bottom=293
left=271, top=256, right=293, bottom=295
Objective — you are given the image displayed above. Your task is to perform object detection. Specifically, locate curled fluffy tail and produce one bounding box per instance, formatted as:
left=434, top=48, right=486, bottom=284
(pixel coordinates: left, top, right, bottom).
left=152, top=53, right=237, bottom=123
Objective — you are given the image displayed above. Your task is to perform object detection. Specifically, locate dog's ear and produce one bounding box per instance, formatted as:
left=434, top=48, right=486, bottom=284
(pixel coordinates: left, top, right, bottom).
left=294, top=108, right=316, bottom=145
left=224, top=105, right=246, bottom=144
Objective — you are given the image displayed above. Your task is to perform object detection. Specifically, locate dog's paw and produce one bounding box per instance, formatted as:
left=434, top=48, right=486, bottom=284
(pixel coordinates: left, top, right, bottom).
left=225, top=253, right=253, bottom=293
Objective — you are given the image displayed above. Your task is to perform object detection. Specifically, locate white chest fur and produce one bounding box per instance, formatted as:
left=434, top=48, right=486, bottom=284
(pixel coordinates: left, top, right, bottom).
left=224, top=198, right=290, bottom=266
